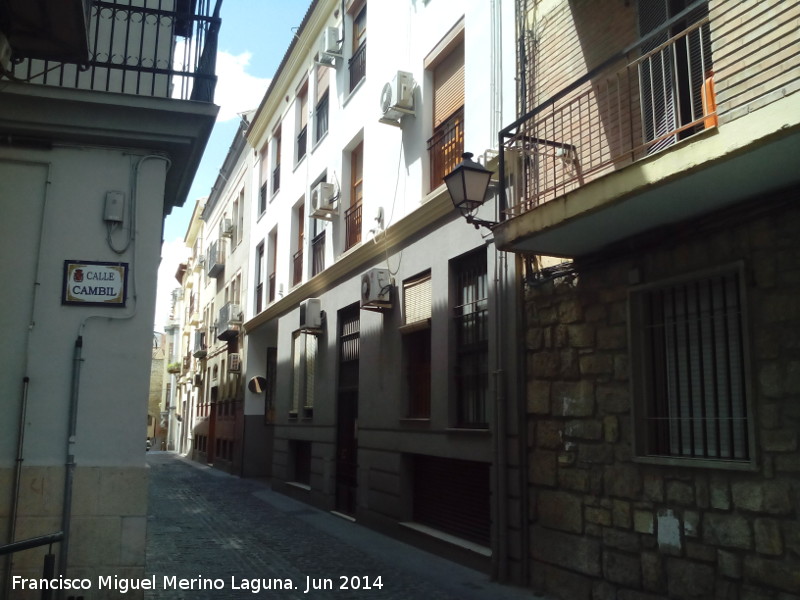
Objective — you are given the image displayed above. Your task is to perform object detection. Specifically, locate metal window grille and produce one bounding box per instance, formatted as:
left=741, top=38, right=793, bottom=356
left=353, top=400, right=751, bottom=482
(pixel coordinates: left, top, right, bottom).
left=454, top=251, right=488, bottom=427
left=632, top=267, right=749, bottom=460
left=315, top=93, right=329, bottom=143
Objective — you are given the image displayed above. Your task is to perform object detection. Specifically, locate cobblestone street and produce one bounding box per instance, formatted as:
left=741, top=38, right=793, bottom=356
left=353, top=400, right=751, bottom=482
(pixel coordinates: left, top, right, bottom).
left=145, top=452, right=544, bottom=600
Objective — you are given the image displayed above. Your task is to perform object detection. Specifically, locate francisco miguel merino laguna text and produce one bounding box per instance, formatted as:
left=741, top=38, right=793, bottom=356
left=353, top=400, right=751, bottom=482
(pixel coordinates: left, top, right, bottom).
left=13, top=574, right=385, bottom=594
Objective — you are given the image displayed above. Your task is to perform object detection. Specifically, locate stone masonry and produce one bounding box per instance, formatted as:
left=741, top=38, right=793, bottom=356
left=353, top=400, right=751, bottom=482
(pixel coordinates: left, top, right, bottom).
left=524, top=190, right=800, bottom=600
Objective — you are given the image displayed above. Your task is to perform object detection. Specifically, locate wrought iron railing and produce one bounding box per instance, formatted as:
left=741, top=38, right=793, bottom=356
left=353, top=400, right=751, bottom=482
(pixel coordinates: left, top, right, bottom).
left=345, top=203, right=362, bottom=251
left=255, top=282, right=264, bottom=314
left=268, top=273, right=276, bottom=302
left=501, top=16, right=713, bottom=217
left=428, top=107, right=464, bottom=191
left=297, top=125, right=308, bottom=162
left=292, top=249, right=303, bottom=286
left=9, top=0, right=221, bottom=101
left=272, top=164, right=281, bottom=195
left=311, top=231, right=326, bottom=277
left=349, top=42, right=366, bottom=92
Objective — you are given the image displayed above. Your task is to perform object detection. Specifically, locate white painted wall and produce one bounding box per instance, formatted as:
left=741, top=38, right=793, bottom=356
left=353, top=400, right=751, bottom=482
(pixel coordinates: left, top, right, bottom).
left=1, top=147, right=167, bottom=467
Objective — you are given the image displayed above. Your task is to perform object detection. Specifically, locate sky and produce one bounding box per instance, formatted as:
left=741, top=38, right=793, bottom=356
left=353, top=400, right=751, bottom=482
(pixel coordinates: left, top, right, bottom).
left=155, top=1, right=311, bottom=330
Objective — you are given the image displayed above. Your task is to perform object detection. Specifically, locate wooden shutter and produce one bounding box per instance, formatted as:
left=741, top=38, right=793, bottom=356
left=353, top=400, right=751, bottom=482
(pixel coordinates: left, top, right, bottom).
left=299, top=81, right=309, bottom=129
left=433, top=40, right=465, bottom=127
left=316, top=66, right=329, bottom=103
left=403, top=274, right=431, bottom=325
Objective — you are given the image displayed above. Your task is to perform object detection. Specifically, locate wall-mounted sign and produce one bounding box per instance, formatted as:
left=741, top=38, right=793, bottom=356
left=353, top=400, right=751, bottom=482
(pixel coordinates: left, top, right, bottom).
left=62, top=260, right=128, bottom=307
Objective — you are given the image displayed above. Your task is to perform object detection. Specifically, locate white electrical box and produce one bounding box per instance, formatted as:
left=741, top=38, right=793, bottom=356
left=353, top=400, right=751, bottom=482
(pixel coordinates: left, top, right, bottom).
left=104, top=191, right=125, bottom=223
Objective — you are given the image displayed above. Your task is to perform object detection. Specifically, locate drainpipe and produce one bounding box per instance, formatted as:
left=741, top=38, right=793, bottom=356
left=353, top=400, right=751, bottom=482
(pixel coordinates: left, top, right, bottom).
left=4, top=159, right=51, bottom=599
left=58, top=336, right=83, bottom=584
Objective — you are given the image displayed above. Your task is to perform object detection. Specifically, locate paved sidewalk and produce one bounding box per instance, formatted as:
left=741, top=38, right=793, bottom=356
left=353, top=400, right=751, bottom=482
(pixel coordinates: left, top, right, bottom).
left=145, top=452, right=546, bottom=600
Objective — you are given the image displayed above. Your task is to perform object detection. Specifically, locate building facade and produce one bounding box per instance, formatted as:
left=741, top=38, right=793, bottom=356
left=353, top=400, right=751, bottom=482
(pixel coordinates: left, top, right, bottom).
left=240, top=0, right=522, bottom=579
left=0, top=1, right=219, bottom=596
left=493, top=0, right=800, bottom=598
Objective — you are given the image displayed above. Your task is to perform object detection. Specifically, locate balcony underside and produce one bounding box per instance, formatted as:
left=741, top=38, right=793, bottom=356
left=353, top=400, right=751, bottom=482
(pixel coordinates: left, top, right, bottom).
left=0, top=82, right=217, bottom=213
left=494, top=94, right=800, bottom=258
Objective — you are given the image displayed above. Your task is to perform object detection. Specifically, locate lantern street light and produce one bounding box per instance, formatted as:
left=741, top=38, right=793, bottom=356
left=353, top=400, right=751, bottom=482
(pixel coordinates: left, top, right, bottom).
left=443, top=152, right=497, bottom=230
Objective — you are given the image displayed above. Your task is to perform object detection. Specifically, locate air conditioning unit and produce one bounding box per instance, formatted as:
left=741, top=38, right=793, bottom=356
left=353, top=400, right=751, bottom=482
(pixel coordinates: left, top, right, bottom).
left=299, top=298, right=323, bottom=331
left=228, top=353, right=242, bottom=373
left=361, top=268, right=392, bottom=310
left=316, top=26, right=341, bottom=66
left=219, top=218, right=233, bottom=238
left=310, top=182, right=337, bottom=220
left=379, top=71, right=415, bottom=126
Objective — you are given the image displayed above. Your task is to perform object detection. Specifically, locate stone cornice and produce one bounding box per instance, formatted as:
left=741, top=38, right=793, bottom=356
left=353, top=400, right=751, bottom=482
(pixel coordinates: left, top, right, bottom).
left=244, top=186, right=455, bottom=333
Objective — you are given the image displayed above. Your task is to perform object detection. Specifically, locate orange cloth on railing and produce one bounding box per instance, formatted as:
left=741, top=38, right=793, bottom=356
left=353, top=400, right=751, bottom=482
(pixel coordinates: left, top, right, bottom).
left=702, top=70, right=718, bottom=129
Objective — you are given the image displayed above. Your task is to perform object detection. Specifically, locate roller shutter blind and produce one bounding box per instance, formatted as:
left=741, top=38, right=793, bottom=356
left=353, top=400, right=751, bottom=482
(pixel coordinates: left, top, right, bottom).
left=433, top=39, right=464, bottom=127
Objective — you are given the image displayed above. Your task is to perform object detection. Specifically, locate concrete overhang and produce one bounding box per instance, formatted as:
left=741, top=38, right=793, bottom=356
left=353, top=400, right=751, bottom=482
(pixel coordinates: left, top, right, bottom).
left=494, top=93, right=800, bottom=258
left=0, top=81, right=218, bottom=214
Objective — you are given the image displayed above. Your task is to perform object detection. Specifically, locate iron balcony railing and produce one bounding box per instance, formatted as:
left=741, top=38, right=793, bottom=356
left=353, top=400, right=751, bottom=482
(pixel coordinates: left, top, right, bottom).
left=344, top=202, right=362, bottom=251
left=9, top=0, right=221, bottom=101
left=292, top=249, right=303, bottom=286
left=500, top=13, right=714, bottom=217
left=272, top=164, right=281, bottom=195
left=428, top=106, right=464, bottom=191
left=349, top=41, right=366, bottom=92
left=217, top=302, right=241, bottom=341
left=311, top=231, right=326, bottom=277
left=268, top=272, right=276, bottom=303
left=297, top=125, right=308, bottom=162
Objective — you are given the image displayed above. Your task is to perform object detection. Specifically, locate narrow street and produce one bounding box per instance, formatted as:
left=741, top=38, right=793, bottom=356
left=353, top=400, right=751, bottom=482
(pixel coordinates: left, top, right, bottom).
left=145, top=452, right=543, bottom=600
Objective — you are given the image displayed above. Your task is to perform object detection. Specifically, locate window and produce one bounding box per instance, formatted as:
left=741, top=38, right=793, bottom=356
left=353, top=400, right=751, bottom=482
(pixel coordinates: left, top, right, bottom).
left=629, top=265, right=751, bottom=464
left=348, top=1, right=366, bottom=92
left=271, top=126, right=282, bottom=195
left=311, top=175, right=327, bottom=277
left=255, top=242, right=264, bottom=314
left=315, top=66, right=330, bottom=143
left=453, top=250, right=488, bottom=428
left=259, top=147, right=268, bottom=214
left=268, top=230, right=278, bottom=303
left=345, top=142, right=363, bottom=251
left=291, top=331, right=317, bottom=417
left=236, top=189, right=244, bottom=246
left=402, top=272, right=432, bottom=418
left=296, top=80, right=308, bottom=162
left=293, top=201, right=305, bottom=286
left=638, top=0, right=712, bottom=152
left=427, top=32, right=464, bottom=190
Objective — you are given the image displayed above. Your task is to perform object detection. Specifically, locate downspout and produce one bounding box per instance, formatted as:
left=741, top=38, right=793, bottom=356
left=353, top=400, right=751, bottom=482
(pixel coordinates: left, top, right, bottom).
left=58, top=336, right=84, bottom=584
left=4, top=159, right=51, bottom=599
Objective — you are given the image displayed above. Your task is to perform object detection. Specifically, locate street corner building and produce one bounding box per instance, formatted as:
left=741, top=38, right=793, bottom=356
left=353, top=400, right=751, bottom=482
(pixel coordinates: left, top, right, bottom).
left=158, top=0, right=800, bottom=599
left=0, top=0, right=220, bottom=598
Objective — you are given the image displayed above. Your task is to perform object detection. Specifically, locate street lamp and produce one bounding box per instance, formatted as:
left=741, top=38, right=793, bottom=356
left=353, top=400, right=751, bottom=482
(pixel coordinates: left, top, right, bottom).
left=443, top=152, right=497, bottom=229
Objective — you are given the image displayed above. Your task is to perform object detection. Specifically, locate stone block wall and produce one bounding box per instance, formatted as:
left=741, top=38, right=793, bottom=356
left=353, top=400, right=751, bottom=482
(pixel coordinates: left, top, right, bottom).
left=1, top=465, right=148, bottom=600
left=524, top=191, right=800, bottom=600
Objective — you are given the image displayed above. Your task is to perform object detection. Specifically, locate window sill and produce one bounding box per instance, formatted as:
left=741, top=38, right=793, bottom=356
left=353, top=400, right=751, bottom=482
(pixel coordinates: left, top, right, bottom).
left=445, top=427, right=490, bottom=434
left=399, top=418, right=431, bottom=426
left=311, top=130, right=328, bottom=152
left=399, top=319, right=431, bottom=335
left=399, top=522, right=491, bottom=557
left=293, top=155, right=307, bottom=173
left=286, top=481, right=311, bottom=492
left=633, top=455, right=758, bottom=471
left=343, top=77, right=366, bottom=107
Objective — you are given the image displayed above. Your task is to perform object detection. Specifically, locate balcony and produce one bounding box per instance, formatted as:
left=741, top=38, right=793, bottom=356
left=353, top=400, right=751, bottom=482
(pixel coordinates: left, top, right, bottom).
left=206, top=240, right=224, bottom=277
left=5, top=0, right=220, bottom=101
left=494, top=11, right=800, bottom=258
left=193, top=329, right=207, bottom=358
left=311, top=231, right=325, bottom=277
left=344, top=202, right=362, bottom=251
left=428, top=107, right=464, bottom=192
left=292, top=249, right=303, bottom=287
left=216, top=302, right=241, bottom=341
left=349, top=41, right=366, bottom=93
